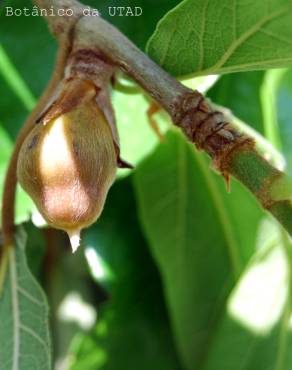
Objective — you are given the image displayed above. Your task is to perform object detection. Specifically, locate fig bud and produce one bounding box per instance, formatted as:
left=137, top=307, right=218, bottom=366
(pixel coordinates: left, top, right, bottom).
left=17, top=98, right=117, bottom=252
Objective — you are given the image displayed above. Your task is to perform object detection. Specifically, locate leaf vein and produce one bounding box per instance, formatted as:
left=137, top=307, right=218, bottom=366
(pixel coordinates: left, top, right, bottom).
left=201, top=4, right=292, bottom=73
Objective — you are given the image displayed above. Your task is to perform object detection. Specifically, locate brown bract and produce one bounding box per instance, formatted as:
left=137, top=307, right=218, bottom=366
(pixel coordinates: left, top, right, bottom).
left=17, top=84, right=117, bottom=251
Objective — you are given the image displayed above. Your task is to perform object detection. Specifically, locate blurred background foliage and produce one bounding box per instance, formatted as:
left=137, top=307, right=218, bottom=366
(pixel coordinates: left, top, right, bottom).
left=1, top=0, right=292, bottom=369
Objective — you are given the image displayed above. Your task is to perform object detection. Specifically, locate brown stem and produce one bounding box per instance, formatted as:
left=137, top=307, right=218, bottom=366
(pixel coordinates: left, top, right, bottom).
left=32, top=0, right=85, bottom=42
left=1, top=41, right=69, bottom=247
left=169, top=90, right=255, bottom=174
left=74, top=16, right=186, bottom=110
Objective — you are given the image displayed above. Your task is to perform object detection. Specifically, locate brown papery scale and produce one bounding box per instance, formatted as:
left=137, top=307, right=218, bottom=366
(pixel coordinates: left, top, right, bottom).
left=17, top=78, right=117, bottom=252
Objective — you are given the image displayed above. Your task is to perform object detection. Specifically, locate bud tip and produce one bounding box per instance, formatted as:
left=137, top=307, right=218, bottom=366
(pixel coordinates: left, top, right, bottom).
left=67, top=229, right=81, bottom=253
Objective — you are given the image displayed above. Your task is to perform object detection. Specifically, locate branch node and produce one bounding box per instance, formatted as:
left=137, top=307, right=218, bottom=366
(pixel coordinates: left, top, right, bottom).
left=172, top=90, right=255, bottom=175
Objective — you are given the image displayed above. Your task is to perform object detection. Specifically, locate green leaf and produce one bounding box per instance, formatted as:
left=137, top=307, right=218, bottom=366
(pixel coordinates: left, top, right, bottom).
left=69, top=177, right=181, bottom=370
left=133, top=130, right=264, bottom=370
left=0, top=228, right=51, bottom=370
left=208, top=71, right=266, bottom=134
left=202, top=219, right=292, bottom=370
left=147, top=0, right=292, bottom=78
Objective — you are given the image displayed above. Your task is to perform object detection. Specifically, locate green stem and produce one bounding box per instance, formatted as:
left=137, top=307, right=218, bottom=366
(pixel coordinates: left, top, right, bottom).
left=227, top=150, right=292, bottom=235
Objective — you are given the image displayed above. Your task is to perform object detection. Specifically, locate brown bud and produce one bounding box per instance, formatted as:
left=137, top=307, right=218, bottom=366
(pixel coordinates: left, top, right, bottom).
left=17, top=99, right=117, bottom=252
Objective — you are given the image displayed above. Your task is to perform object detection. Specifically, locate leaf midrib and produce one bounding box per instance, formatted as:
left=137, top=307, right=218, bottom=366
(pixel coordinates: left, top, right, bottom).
left=9, top=248, right=20, bottom=370
left=193, top=151, right=241, bottom=277
left=207, top=4, right=292, bottom=74
left=182, top=57, right=292, bottom=79
left=176, top=136, right=187, bottom=269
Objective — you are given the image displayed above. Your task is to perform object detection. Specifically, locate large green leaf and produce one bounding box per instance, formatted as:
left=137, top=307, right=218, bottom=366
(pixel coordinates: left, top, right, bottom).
left=69, top=177, right=181, bottom=370
left=0, top=228, right=51, bottom=370
left=202, top=218, right=292, bottom=370
left=147, top=0, right=292, bottom=77
left=133, top=130, right=264, bottom=370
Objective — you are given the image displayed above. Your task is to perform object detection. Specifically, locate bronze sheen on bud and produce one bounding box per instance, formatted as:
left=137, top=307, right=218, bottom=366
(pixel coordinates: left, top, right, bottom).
left=17, top=100, right=117, bottom=252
